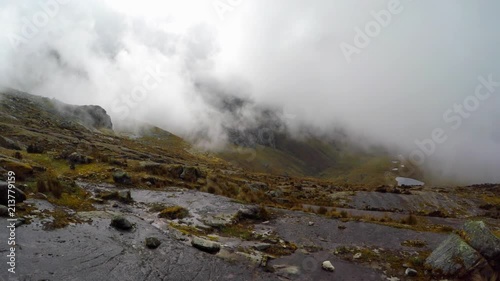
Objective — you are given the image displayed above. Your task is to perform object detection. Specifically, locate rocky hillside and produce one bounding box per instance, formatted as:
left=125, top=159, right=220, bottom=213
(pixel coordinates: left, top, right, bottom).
left=0, top=90, right=499, bottom=281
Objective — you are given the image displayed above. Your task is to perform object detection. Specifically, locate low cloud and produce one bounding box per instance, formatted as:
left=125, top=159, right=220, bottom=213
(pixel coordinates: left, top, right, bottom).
left=0, top=0, right=499, bottom=184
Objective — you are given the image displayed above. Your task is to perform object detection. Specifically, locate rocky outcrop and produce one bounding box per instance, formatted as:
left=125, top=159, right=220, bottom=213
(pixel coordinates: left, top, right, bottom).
left=62, top=105, right=113, bottom=130
left=68, top=152, right=93, bottom=164
left=0, top=136, right=21, bottom=150
left=113, top=169, right=131, bottom=185
left=461, top=221, right=500, bottom=260
left=425, top=221, right=500, bottom=278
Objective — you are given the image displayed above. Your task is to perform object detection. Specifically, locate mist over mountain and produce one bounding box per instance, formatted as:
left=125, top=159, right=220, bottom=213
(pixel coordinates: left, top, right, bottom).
left=1, top=0, right=500, bottom=184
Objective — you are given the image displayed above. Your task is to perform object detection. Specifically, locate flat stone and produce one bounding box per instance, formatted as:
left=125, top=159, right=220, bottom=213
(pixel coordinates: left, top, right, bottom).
left=254, top=243, right=271, bottom=251
left=191, top=236, right=221, bottom=254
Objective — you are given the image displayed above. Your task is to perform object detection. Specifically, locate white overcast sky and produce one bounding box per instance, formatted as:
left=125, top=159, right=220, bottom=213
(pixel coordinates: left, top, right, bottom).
left=0, top=0, right=499, bottom=183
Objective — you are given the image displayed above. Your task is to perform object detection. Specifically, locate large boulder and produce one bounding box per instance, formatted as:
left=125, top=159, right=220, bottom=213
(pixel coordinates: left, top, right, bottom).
left=461, top=221, right=500, bottom=260
left=425, top=234, right=484, bottom=276
left=425, top=221, right=500, bottom=278
left=0, top=181, right=27, bottom=206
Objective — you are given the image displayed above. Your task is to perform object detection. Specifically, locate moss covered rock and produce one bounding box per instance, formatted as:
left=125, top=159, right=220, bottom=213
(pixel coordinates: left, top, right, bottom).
left=110, top=216, right=133, bottom=231
left=425, top=234, right=483, bottom=276
left=191, top=236, right=221, bottom=254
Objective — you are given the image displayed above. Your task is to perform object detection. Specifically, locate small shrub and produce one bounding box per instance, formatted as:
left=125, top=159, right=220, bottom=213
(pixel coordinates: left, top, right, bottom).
left=207, top=185, right=216, bottom=194
left=158, top=206, right=189, bottom=220
left=317, top=206, right=328, bottom=215
left=410, top=256, right=425, bottom=267
left=220, top=225, right=254, bottom=240
left=401, top=213, right=418, bottom=225
left=326, top=210, right=341, bottom=218
left=402, top=239, right=427, bottom=248
left=37, top=178, right=65, bottom=199
left=340, top=210, right=349, bottom=218
left=257, top=206, right=272, bottom=221
left=37, top=180, right=47, bottom=193
left=149, top=203, right=168, bottom=213
left=48, top=179, right=64, bottom=199
left=27, top=143, right=44, bottom=154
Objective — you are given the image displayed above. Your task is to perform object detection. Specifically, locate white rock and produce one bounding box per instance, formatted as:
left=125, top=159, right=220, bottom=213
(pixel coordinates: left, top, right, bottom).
left=322, top=261, right=335, bottom=272
left=405, top=268, right=418, bottom=276
left=353, top=252, right=362, bottom=259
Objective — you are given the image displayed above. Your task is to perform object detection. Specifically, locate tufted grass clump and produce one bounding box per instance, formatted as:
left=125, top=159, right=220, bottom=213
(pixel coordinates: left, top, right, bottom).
left=158, top=206, right=189, bottom=220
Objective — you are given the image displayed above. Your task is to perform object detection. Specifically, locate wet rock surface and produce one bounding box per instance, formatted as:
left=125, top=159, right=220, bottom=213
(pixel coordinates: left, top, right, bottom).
left=1, top=182, right=498, bottom=281
left=350, top=190, right=480, bottom=216
left=0, top=215, right=276, bottom=281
